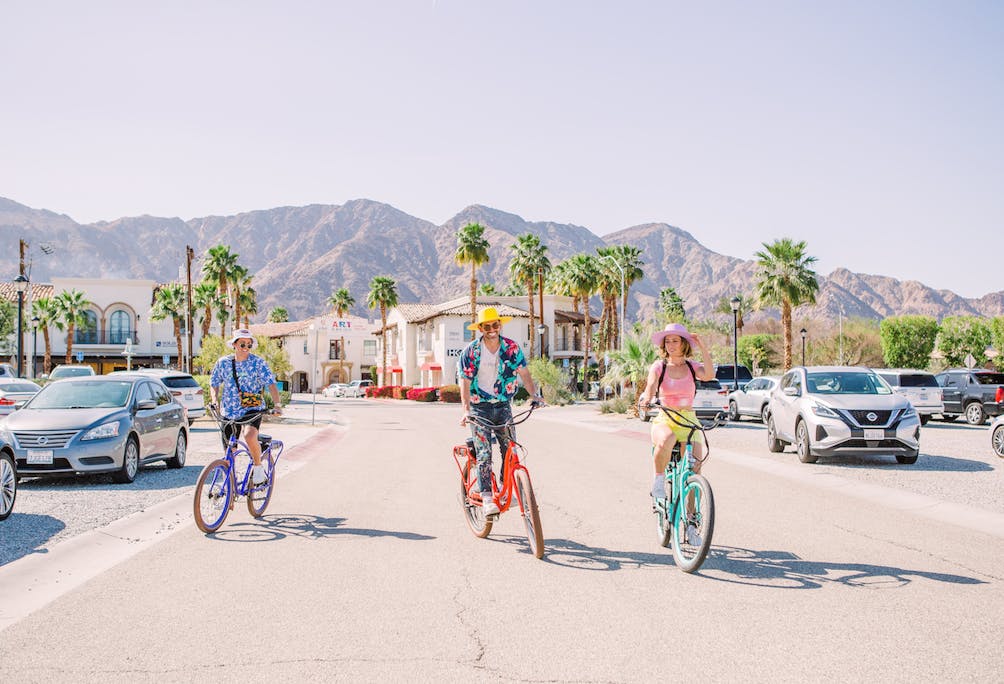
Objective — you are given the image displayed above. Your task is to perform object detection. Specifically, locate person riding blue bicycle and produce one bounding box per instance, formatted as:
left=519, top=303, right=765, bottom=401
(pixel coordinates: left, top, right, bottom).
left=459, top=307, right=543, bottom=517
left=209, top=329, right=282, bottom=485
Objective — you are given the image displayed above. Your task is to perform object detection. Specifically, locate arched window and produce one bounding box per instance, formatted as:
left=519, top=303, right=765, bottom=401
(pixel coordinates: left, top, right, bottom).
left=75, top=311, right=99, bottom=344
left=109, top=310, right=133, bottom=345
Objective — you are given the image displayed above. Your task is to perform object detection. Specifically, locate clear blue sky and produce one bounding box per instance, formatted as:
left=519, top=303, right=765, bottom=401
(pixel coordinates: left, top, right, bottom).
left=2, top=1, right=1001, bottom=297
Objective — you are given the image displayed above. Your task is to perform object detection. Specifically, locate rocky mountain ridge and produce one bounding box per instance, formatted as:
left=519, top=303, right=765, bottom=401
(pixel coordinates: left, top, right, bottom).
left=1, top=196, right=1001, bottom=324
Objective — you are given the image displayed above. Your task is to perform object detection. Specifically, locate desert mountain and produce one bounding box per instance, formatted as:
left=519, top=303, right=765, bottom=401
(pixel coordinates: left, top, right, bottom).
left=1, top=196, right=1001, bottom=324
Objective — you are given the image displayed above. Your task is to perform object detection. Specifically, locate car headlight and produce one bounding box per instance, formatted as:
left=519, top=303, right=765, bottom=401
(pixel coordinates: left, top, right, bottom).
left=81, top=421, right=121, bottom=441
left=811, top=403, right=839, bottom=419
left=901, top=405, right=918, bottom=419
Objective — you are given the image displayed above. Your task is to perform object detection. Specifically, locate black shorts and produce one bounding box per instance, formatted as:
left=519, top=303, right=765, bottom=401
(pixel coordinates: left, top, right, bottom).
left=221, top=412, right=264, bottom=449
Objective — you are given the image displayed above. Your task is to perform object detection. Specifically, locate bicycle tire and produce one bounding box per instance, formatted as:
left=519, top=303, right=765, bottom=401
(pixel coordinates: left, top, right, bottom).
left=671, top=473, right=715, bottom=573
left=461, top=460, right=492, bottom=538
left=657, top=499, right=671, bottom=548
left=0, top=450, right=16, bottom=521
left=193, top=459, right=234, bottom=533
left=246, top=450, right=275, bottom=518
left=514, top=468, right=545, bottom=559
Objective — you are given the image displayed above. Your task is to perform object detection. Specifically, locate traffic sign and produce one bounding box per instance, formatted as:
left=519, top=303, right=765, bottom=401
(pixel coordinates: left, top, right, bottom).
left=75, top=351, right=83, bottom=362
left=162, top=355, right=170, bottom=366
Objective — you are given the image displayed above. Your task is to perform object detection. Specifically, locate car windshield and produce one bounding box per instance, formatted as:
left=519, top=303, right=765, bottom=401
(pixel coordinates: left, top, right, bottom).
left=806, top=371, right=891, bottom=395
left=51, top=367, right=94, bottom=378
left=0, top=382, right=40, bottom=393
left=30, top=381, right=132, bottom=409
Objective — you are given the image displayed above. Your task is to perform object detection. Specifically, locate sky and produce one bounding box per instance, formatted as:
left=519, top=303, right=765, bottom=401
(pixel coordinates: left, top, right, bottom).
left=1, top=1, right=1002, bottom=297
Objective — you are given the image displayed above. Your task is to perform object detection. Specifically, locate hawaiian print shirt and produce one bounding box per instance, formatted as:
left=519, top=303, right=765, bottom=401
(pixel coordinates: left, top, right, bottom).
left=459, top=336, right=527, bottom=404
left=209, top=353, right=277, bottom=419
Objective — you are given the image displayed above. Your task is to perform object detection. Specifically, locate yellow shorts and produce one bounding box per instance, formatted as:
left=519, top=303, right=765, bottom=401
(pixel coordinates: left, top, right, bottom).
left=651, top=408, right=704, bottom=445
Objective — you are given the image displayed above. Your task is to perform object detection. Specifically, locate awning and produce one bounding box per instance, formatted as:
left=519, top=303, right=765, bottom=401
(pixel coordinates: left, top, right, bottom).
left=392, top=367, right=403, bottom=373
left=421, top=363, right=443, bottom=371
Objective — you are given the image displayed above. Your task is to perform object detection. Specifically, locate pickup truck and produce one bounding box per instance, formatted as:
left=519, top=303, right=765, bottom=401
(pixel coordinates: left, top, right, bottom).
left=935, top=368, right=1004, bottom=425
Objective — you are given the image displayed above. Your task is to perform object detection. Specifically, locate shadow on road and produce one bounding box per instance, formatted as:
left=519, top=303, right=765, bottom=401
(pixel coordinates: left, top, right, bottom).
left=18, top=464, right=203, bottom=491
left=701, top=545, right=989, bottom=588
left=482, top=536, right=678, bottom=570
left=0, top=514, right=66, bottom=567
left=205, top=513, right=438, bottom=543
left=818, top=453, right=994, bottom=472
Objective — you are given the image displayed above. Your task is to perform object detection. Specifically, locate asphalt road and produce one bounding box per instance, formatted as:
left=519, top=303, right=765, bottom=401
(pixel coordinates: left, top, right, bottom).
left=1, top=397, right=1002, bottom=682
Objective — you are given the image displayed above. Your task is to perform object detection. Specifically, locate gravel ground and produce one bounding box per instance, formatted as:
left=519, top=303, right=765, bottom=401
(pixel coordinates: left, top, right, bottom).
left=2, top=398, right=1001, bottom=568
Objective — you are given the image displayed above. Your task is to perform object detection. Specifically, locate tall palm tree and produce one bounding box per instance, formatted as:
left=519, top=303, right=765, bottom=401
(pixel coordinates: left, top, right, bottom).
left=31, top=297, right=59, bottom=374
left=565, top=254, right=599, bottom=393
left=53, top=289, right=93, bottom=364
left=602, top=326, right=659, bottom=417
left=202, top=244, right=239, bottom=338
left=754, top=238, right=820, bottom=370
left=508, top=233, right=550, bottom=358
left=366, top=276, right=399, bottom=386
left=149, top=283, right=187, bottom=368
left=455, top=222, right=491, bottom=327
left=193, top=280, right=218, bottom=339
left=606, top=244, right=644, bottom=342
left=238, top=287, right=257, bottom=328
left=326, top=288, right=355, bottom=318
left=714, top=293, right=753, bottom=338
left=594, top=247, right=624, bottom=360
left=230, top=264, right=251, bottom=329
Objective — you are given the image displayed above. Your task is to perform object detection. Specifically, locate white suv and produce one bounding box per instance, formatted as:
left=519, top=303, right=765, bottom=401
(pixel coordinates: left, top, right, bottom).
left=344, top=379, right=374, bottom=398
left=873, top=369, right=943, bottom=425
left=112, top=369, right=205, bottom=424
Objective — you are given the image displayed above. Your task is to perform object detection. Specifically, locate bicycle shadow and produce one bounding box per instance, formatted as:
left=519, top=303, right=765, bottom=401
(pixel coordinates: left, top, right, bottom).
left=206, top=513, right=438, bottom=543
left=700, top=545, right=989, bottom=589
left=487, top=535, right=678, bottom=570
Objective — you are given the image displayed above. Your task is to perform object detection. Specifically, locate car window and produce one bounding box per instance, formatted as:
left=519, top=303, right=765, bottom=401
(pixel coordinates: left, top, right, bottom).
left=135, top=382, right=155, bottom=405
left=975, top=373, right=1004, bottom=385
left=149, top=382, right=173, bottom=406
left=159, top=376, right=199, bottom=389
left=32, top=381, right=132, bottom=408
left=877, top=373, right=897, bottom=387
left=898, top=374, right=939, bottom=388
left=0, top=382, right=40, bottom=393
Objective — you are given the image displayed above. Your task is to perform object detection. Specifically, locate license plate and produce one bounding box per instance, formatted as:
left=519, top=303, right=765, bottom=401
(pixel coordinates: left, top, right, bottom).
left=184, top=393, right=194, bottom=400
left=863, top=429, right=884, bottom=441
left=27, top=449, right=53, bottom=464
left=699, top=400, right=713, bottom=407
left=917, top=393, right=928, bottom=401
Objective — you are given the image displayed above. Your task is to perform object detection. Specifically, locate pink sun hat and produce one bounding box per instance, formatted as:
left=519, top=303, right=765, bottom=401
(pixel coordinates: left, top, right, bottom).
left=651, top=323, right=695, bottom=348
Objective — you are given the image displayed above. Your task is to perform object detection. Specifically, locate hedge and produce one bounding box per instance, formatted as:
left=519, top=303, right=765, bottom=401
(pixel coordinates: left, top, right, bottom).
left=439, top=384, right=461, bottom=403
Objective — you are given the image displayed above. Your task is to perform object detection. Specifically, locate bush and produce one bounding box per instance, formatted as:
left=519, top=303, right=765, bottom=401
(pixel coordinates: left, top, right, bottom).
left=439, top=384, right=461, bottom=403
left=600, top=395, right=633, bottom=414
left=391, top=386, right=409, bottom=400
left=406, top=387, right=439, bottom=402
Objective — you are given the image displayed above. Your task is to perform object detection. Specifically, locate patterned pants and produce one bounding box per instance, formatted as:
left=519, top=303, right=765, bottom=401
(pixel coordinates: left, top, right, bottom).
left=469, top=401, right=515, bottom=494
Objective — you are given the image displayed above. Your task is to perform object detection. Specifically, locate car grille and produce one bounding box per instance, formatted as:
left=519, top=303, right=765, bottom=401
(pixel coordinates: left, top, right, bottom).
left=13, top=430, right=79, bottom=448
left=841, top=438, right=908, bottom=449
left=16, top=458, right=72, bottom=470
left=845, top=410, right=893, bottom=426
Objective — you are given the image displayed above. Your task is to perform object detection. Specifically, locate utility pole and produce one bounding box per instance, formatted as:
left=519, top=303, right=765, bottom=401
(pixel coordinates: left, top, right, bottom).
left=186, top=245, right=195, bottom=373
left=538, top=269, right=545, bottom=359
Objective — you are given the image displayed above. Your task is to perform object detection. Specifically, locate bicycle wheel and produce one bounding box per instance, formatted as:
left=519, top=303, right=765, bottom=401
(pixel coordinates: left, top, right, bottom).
left=460, top=460, right=492, bottom=538
left=193, top=459, right=234, bottom=533
left=0, top=450, right=16, bottom=521
left=513, top=468, right=544, bottom=559
left=656, top=499, right=671, bottom=548
left=671, top=474, right=715, bottom=573
left=246, top=450, right=275, bottom=518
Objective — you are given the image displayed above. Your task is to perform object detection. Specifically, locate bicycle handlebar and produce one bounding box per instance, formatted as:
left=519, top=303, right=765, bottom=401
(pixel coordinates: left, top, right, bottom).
left=464, top=402, right=540, bottom=430
left=207, top=404, right=280, bottom=427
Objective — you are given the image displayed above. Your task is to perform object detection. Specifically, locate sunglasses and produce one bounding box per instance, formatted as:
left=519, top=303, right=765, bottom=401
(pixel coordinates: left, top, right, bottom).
left=235, top=342, right=253, bottom=349
left=480, top=322, right=501, bottom=331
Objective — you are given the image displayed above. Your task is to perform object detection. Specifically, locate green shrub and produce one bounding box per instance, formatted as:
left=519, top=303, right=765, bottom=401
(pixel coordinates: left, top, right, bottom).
left=439, top=384, right=461, bottom=403
left=600, top=395, right=632, bottom=414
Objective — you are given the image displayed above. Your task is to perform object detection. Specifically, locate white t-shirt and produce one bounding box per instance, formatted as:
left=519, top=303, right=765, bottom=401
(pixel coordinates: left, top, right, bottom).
left=477, top=342, right=500, bottom=393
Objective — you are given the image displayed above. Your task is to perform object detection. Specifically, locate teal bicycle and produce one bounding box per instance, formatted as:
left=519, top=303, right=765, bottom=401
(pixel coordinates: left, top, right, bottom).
left=649, top=404, right=723, bottom=573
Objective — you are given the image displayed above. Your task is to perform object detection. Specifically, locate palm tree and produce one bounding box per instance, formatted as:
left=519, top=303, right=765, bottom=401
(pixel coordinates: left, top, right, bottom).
left=193, top=281, right=218, bottom=339
left=714, top=293, right=753, bottom=338
left=230, top=264, right=250, bottom=328
left=508, top=233, right=550, bottom=358
left=53, top=289, right=93, bottom=364
left=366, top=276, right=399, bottom=386
left=455, top=222, right=491, bottom=327
left=31, top=297, right=59, bottom=374
left=754, top=238, right=820, bottom=370
left=149, top=283, right=186, bottom=368
left=606, top=244, right=644, bottom=342
left=602, top=326, right=659, bottom=417
left=326, top=288, right=355, bottom=318
left=202, top=244, right=239, bottom=338
left=594, top=247, right=623, bottom=362
left=238, top=287, right=257, bottom=328
left=565, top=254, right=599, bottom=393
left=267, top=307, right=289, bottom=323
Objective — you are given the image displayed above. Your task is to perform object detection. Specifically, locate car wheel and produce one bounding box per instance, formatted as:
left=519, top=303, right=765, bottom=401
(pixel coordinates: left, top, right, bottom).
left=895, top=451, right=919, bottom=464
left=113, top=437, right=140, bottom=484
left=766, top=414, right=786, bottom=453
left=728, top=400, right=739, bottom=422
left=992, top=424, right=1004, bottom=459
left=760, top=404, right=770, bottom=424
left=795, top=420, right=818, bottom=463
left=964, top=402, right=986, bottom=425
left=167, top=431, right=187, bottom=469
left=0, top=450, right=16, bottom=521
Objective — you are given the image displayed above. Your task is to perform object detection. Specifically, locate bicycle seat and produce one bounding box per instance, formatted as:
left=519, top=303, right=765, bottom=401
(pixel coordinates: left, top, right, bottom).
left=258, top=435, right=272, bottom=448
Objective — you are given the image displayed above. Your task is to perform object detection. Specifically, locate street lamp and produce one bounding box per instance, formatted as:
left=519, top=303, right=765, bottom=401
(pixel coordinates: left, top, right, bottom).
left=537, top=323, right=546, bottom=360
left=123, top=338, right=135, bottom=371
left=308, top=324, right=318, bottom=426
left=800, top=328, right=807, bottom=366
left=30, top=315, right=39, bottom=379
left=14, top=274, right=28, bottom=377
left=729, top=296, right=740, bottom=389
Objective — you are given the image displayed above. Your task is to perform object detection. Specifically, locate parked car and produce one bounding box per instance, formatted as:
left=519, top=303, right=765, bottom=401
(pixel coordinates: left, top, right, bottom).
left=873, top=369, right=943, bottom=425
left=642, top=379, right=729, bottom=423
left=934, top=368, right=1004, bottom=425
left=0, top=375, right=188, bottom=483
left=991, top=415, right=1004, bottom=459
left=0, top=379, right=43, bottom=415
left=765, top=366, right=920, bottom=464
left=322, top=383, right=350, bottom=398
left=344, top=379, right=374, bottom=398
left=715, top=364, right=753, bottom=392
left=111, top=369, right=205, bottom=424
left=0, top=439, right=16, bottom=520
left=0, top=363, right=17, bottom=379
left=46, top=364, right=96, bottom=381
left=727, top=375, right=780, bottom=422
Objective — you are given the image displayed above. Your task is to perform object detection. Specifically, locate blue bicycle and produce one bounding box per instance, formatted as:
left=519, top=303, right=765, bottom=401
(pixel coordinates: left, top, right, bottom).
left=649, top=405, right=723, bottom=573
left=193, top=407, right=284, bottom=533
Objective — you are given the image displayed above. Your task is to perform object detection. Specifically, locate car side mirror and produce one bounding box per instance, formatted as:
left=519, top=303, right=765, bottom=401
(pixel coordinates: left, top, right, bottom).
left=783, top=386, right=799, bottom=397
left=136, top=399, right=157, bottom=410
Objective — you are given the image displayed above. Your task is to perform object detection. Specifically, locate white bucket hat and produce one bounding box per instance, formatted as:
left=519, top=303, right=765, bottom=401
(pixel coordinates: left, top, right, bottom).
left=229, top=329, right=256, bottom=349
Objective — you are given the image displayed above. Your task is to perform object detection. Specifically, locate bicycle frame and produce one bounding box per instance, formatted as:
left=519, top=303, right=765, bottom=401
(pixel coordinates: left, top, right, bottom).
left=453, top=407, right=534, bottom=514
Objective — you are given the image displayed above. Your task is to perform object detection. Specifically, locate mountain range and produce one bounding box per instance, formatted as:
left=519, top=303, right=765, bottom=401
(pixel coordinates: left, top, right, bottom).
left=2, top=196, right=1002, bottom=325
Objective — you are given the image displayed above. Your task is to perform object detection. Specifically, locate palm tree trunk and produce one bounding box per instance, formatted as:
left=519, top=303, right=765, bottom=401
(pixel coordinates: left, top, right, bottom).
left=782, top=300, right=793, bottom=370
left=43, top=329, right=52, bottom=374
left=174, top=319, right=183, bottom=370
left=202, top=305, right=212, bottom=339
left=66, top=324, right=75, bottom=363
left=470, top=265, right=477, bottom=327
left=381, top=306, right=389, bottom=386
left=582, top=306, right=591, bottom=394
left=527, top=283, right=536, bottom=359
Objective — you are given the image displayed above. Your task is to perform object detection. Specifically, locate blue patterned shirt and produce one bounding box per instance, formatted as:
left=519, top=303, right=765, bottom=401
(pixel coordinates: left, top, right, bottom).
left=459, top=336, right=527, bottom=403
left=209, top=353, right=277, bottom=418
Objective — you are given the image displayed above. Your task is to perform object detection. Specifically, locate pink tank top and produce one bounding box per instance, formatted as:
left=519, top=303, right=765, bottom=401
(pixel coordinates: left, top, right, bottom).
left=653, top=360, right=695, bottom=408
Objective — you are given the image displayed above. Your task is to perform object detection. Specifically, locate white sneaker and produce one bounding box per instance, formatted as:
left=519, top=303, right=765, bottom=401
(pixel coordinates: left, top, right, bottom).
left=685, top=522, right=702, bottom=547
left=252, top=464, right=268, bottom=485
left=482, top=494, right=500, bottom=517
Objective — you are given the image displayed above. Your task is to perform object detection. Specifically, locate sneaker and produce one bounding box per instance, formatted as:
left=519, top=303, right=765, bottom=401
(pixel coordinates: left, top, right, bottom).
left=252, top=464, right=268, bottom=485
left=482, top=494, right=500, bottom=517
left=685, top=521, right=702, bottom=547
